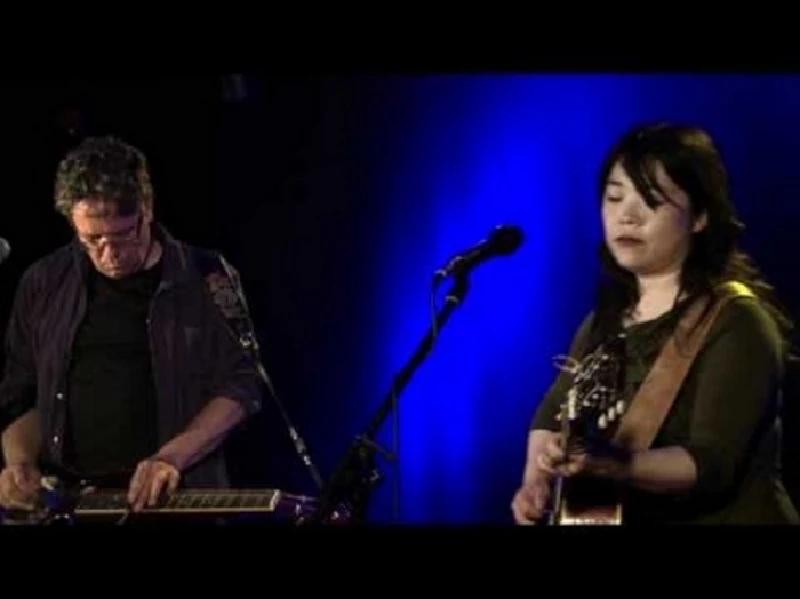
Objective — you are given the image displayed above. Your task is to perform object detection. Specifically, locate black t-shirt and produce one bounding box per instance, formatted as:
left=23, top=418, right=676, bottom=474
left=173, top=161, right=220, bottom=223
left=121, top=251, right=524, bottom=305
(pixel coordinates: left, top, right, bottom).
left=64, top=259, right=162, bottom=478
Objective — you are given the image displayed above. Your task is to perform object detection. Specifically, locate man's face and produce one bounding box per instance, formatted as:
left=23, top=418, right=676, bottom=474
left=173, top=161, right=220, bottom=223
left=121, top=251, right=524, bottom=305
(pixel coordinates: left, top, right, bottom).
left=71, top=198, right=152, bottom=279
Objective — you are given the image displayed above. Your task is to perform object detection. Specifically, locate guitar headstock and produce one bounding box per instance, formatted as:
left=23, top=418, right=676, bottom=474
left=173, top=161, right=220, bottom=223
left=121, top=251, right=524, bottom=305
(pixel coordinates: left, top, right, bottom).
left=554, top=333, right=626, bottom=448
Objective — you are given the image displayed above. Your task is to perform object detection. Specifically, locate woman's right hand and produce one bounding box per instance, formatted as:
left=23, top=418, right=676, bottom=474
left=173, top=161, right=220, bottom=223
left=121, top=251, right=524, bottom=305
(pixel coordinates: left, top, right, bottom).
left=512, top=429, right=562, bottom=524
left=511, top=475, right=552, bottom=525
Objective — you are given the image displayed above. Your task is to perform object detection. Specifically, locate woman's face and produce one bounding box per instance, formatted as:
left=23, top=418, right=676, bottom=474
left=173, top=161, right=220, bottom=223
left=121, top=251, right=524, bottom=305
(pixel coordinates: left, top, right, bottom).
left=601, top=160, right=706, bottom=277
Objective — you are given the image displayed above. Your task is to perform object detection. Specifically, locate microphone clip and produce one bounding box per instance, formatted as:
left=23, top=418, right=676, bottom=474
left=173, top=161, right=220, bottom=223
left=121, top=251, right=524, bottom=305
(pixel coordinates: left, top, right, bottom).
left=432, top=224, right=523, bottom=285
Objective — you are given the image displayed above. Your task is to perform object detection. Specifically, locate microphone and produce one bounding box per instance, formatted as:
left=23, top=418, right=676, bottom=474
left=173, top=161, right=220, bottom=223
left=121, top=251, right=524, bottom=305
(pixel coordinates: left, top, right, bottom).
left=433, top=224, right=523, bottom=283
left=0, top=238, right=10, bottom=265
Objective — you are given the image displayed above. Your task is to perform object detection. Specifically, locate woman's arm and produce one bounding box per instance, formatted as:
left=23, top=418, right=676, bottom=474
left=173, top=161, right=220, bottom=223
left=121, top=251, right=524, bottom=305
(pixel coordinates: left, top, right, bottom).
left=583, top=298, right=783, bottom=497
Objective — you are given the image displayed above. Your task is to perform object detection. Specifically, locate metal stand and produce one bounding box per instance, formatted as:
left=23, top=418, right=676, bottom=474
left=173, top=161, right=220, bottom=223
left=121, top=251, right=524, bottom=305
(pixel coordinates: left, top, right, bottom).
left=301, top=274, right=471, bottom=525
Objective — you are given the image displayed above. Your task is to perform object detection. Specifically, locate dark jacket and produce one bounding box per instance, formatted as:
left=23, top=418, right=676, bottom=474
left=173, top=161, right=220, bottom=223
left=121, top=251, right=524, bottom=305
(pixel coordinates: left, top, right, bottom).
left=0, top=224, right=264, bottom=487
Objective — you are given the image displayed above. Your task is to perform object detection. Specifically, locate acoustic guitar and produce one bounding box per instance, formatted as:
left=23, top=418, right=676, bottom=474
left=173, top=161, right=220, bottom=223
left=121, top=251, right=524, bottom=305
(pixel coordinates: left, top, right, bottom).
left=544, top=283, right=753, bottom=526
left=547, top=334, right=627, bottom=526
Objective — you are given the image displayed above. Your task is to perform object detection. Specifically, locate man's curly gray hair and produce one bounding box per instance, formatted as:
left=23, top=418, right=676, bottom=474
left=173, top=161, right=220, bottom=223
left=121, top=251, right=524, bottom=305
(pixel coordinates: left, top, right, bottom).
left=54, top=136, right=154, bottom=218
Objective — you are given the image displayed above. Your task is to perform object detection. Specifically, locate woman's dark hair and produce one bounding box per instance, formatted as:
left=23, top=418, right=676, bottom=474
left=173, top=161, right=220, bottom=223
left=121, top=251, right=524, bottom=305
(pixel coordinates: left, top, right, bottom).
left=590, top=121, right=792, bottom=347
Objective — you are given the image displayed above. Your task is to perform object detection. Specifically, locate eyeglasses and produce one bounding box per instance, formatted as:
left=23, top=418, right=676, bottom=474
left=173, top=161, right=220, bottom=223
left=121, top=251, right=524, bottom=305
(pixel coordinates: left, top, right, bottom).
left=76, top=213, right=144, bottom=252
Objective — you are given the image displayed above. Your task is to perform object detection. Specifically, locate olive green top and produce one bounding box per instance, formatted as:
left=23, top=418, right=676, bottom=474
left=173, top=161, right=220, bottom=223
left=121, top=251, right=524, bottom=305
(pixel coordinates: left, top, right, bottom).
left=531, top=294, right=800, bottom=525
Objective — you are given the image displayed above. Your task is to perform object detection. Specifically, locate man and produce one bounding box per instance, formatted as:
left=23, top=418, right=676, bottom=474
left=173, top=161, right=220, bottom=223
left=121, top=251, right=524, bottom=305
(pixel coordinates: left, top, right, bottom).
left=0, top=136, right=265, bottom=515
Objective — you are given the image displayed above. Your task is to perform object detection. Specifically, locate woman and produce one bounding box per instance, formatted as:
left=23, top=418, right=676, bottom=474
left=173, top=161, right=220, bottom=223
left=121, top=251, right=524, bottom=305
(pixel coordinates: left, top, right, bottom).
left=511, top=122, right=800, bottom=525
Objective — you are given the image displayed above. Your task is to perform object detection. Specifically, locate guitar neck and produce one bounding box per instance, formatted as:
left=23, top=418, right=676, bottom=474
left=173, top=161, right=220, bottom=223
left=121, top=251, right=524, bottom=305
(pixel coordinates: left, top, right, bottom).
left=547, top=401, right=571, bottom=525
left=74, top=488, right=290, bottom=515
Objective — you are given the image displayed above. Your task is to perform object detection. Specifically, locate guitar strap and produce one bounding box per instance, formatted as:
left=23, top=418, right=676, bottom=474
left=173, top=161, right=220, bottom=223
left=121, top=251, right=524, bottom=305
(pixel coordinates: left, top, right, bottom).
left=193, top=250, right=277, bottom=398
left=193, top=250, right=325, bottom=490
left=611, top=281, right=755, bottom=452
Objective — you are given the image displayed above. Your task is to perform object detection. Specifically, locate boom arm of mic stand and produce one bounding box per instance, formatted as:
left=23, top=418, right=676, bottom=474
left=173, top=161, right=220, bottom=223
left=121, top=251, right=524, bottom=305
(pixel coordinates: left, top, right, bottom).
left=304, top=274, right=471, bottom=525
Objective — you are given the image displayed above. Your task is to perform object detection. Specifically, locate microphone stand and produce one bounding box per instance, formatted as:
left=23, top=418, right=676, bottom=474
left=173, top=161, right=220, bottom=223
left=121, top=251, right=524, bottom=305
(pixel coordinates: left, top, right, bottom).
left=302, top=273, right=471, bottom=525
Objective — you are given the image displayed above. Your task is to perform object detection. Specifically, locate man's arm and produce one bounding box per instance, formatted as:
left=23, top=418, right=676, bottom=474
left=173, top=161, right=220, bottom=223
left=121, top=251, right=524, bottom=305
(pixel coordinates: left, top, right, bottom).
left=0, top=268, right=40, bottom=467
left=155, top=255, right=264, bottom=472
left=2, top=409, right=41, bottom=467
left=154, top=397, right=246, bottom=471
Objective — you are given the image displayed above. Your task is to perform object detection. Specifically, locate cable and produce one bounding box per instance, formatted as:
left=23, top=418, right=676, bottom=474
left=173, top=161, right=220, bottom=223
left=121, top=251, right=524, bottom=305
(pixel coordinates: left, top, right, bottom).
left=213, top=255, right=324, bottom=492
left=390, top=375, right=400, bottom=523
left=249, top=337, right=324, bottom=491
left=388, top=281, right=443, bottom=524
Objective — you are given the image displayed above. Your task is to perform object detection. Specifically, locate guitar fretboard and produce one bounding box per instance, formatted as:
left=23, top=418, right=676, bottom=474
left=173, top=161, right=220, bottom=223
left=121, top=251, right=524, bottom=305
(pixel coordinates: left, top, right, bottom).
left=75, top=489, right=282, bottom=514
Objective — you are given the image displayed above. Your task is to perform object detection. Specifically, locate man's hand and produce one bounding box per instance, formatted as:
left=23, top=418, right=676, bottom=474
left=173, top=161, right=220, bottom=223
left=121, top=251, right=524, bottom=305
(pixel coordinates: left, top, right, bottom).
left=0, top=463, right=41, bottom=510
left=127, top=457, right=180, bottom=512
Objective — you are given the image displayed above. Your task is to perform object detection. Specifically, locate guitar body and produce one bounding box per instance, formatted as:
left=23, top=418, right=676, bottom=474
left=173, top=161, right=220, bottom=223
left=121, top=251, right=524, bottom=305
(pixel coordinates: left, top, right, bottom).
left=556, top=502, right=622, bottom=526
left=551, top=476, right=623, bottom=525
